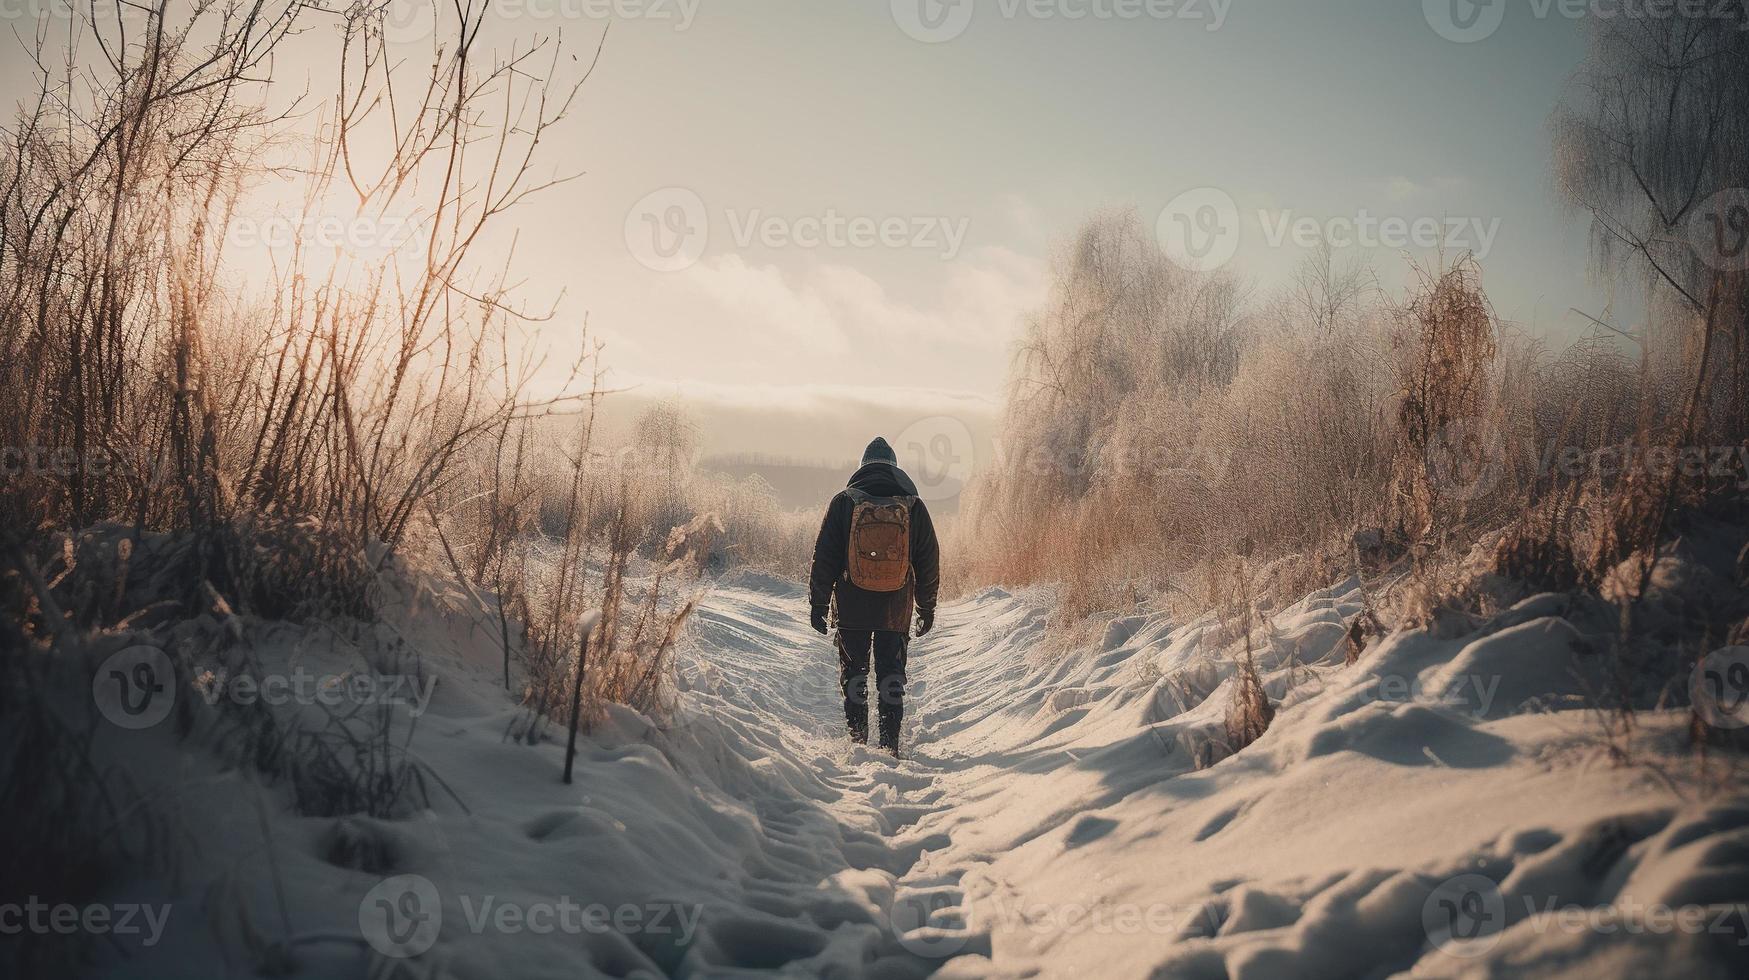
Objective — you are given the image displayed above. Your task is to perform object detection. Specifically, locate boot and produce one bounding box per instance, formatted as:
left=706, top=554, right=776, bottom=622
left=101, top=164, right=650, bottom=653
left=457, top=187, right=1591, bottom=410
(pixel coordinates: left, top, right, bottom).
left=877, top=702, right=901, bottom=756
left=845, top=676, right=870, bottom=745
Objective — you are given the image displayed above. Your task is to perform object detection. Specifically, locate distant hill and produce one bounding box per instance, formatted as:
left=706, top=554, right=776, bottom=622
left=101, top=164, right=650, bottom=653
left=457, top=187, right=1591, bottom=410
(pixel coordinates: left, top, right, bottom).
left=701, top=454, right=962, bottom=515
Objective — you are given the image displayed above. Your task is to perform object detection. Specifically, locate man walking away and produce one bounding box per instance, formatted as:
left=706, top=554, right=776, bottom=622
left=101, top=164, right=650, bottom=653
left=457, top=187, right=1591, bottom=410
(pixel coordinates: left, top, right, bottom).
left=809, top=437, right=940, bottom=756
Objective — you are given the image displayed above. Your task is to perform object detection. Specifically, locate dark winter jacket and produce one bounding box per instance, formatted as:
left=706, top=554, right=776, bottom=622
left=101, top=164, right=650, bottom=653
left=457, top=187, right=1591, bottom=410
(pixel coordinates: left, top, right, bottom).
left=809, top=462, right=940, bottom=633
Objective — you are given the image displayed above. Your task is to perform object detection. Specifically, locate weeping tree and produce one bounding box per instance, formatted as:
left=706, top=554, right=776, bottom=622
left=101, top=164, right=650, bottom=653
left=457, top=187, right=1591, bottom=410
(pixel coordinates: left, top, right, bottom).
left=1553, top=9, right=1749, bottom=461
left=1552, top=11, right=1749, bottom=740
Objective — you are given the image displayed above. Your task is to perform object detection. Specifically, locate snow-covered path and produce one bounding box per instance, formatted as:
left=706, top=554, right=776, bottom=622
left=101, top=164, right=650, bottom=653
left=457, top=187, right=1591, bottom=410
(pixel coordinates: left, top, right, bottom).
left=660, top=577, right=1746, bottom=978
left=662, top=579, right=1041, bottom=969
left=110, top=571, right=1749, bottom=978
left=523, top=571, right=1185, bottom=974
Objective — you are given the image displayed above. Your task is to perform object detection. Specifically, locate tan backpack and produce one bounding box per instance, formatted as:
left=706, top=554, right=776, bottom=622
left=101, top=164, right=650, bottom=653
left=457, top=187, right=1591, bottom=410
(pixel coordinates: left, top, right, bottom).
left=845, top=489, right=913, bottom=592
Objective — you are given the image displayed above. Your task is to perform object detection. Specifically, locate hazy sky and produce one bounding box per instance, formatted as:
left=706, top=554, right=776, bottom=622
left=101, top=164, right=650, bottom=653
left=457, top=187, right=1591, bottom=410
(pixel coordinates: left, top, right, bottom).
left=2, top=0, right=1617, bottom=462
left=499, top=0, right=1610, bottom=459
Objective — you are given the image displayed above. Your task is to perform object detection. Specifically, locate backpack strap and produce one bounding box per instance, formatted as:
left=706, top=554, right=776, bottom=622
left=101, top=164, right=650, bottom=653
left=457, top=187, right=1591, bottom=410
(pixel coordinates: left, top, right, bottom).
left=844, top=487, right=914, bottom=508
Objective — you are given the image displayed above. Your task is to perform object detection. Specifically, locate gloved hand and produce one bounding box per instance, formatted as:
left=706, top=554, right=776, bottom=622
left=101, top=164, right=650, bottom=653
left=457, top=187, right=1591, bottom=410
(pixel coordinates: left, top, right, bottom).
left=810, top=606, right=830, bottom=636
left=915, top=608, right=934, bottom=637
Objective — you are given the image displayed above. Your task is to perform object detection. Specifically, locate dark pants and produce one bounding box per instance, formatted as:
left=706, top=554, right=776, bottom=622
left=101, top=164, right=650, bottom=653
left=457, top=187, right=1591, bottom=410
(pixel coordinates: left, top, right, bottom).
left=837, top=629, right=907, bottom=751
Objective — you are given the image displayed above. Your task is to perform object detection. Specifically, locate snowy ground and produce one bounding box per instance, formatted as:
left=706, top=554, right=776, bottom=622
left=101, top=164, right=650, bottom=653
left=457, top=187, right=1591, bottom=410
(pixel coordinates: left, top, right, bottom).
left=88, top=568, right=1749, bottom=978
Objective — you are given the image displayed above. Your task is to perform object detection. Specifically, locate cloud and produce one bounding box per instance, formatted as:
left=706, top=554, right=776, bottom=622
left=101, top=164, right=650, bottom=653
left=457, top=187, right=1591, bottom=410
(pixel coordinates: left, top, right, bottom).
left=582, top=243, right=1047, bottom=461
left=683, top=255, right=853, bottom=355
left=679, top=245, right=1046, bottom=361
left=1005, top=195, right=1049, bottom=245
left=608, top=377, right=997, bottom=417
left=1384, top=175, right=1471, bottom=202
left=596, top=378, right=1000, bottom=464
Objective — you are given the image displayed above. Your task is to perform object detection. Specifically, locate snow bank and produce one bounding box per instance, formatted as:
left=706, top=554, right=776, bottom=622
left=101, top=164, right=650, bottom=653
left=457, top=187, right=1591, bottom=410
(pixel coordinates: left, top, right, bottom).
left=81, top=563, right=1748, bottom=978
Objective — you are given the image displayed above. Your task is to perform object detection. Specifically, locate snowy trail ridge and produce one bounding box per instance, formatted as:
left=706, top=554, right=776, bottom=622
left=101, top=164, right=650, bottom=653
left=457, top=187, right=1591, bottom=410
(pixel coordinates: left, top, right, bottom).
left=128, top=572, right=1749, bottom=978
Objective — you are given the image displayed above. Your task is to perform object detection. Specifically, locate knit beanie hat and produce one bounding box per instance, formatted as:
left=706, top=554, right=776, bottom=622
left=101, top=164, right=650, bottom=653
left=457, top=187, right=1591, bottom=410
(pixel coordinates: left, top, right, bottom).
left=860, top=437, right=897, bottom=466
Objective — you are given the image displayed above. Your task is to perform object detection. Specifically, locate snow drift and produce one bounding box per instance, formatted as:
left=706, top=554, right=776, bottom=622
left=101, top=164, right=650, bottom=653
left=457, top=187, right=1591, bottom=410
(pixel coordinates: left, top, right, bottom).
left=71, top=561, right=1749, bottom=978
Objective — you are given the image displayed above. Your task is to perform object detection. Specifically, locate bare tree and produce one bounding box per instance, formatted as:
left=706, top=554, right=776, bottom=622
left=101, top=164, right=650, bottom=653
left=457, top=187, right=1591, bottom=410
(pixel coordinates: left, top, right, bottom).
left=1291, top=238, right=1375, bottom=335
